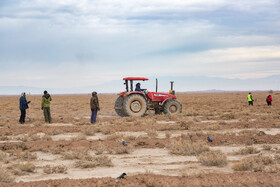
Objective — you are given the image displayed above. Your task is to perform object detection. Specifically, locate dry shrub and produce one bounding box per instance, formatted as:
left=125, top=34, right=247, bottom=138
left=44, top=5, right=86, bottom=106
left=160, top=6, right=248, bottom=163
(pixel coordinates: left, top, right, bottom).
left=14, top=151, right=37, bottom=160
left=43, top=165, right=68, bottom=174
left=207, top=124, right=221, bottom=131
left=98, top=127, right=115, bottom=135
left=169, top=140, right=209, bottom=156
left=236, top=146, right=260, bottom=155
left=219, top=121, right=226, bottom=125
left=232, top=156, right=274, bottom=172
left=71, top=134, right=87, bottom=141
left=30, top=133, right=41, bottom=141
left=125, top=135, right=137, bottom=141
left=274, top=154, right=280, bottom=164
left=0, top=167, right=14, bottom=183
left=33, top=121, right=42, bottom=127
left=198, top=150, right=228, bottom=167
left=221, top=113, right=235, bottom=120
left=165, top=131, right=171, bottom=139
left=0, top=150, right=7, bottom=161
left=48, top=129, right=62, bottom=135
left=239, top=130, right=259, bottom=136
left=75, top=156, right=113, bottom=168
left=262, top=145, right=272, bottom=151
left=109, top=146, right=133, bottom=154
left=178, top=120, right=190, bottom=130
left=106, top=133, right=123, bottom=141
left=146, top=130, right=158, bottom=138
left=82, top=127, right=95, bottom=136
left=0, top=135, right=9, bottom=141
left=93, top=143, right=106, bottom=155
left=11, top=162, right=36, bottom=175
left=74, top=122, right=91, bottom=126
left=42, top=135, right=52, bottom=141
left=63, top=148, right=90, bottom=160
left=137, top=135, right=149, bottom=140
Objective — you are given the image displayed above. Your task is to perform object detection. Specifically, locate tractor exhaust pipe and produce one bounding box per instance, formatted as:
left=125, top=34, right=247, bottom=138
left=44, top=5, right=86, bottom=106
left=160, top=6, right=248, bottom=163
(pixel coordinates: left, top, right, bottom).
left=156, top=78, right=158, bottom=93
left=169, top=81, right=175, bottom=95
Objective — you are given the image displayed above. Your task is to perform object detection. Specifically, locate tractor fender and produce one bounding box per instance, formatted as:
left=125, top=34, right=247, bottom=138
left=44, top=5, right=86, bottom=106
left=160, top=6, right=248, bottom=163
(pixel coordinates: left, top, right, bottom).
left=122, top=91, right=146, bottom=99
left=160, top=98, right=176, bottom=106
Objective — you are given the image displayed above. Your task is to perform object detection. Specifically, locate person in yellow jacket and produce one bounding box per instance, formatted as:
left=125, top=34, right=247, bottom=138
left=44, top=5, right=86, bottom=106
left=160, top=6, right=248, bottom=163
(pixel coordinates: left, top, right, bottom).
left=247, top=92, right=253, bottom=106
left=41, top=90, right=52, bottom=123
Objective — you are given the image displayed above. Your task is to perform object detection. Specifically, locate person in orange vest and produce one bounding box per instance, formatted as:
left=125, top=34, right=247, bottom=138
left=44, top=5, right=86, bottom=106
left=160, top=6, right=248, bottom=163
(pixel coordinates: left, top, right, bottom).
left=266, top=95, right=272, bottom=106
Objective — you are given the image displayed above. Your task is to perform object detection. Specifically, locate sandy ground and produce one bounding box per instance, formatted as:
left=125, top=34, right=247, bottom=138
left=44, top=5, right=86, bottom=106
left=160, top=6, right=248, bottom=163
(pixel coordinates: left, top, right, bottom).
left=0, top=92, right=280, bottom=186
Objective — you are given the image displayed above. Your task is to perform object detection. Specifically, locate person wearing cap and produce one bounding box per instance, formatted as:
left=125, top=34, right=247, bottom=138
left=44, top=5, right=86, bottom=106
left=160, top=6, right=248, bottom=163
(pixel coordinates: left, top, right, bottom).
left=19, top=92, right=31, bottom=124
left=247, top=92, right=254, bottom=106
left=41, top=90, right=52, bottom=123
left=90, top=91, right=100, bottom=124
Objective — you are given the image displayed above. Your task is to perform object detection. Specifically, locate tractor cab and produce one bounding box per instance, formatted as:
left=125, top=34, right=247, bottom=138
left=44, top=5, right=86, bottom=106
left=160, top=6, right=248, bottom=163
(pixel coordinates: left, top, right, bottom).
left=123, top=77, right=148, bottom=92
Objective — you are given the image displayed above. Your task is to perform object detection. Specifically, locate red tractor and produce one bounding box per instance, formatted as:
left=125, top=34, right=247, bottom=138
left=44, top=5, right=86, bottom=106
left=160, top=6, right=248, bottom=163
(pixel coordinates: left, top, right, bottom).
left=114, top=77, right=182, bottom=117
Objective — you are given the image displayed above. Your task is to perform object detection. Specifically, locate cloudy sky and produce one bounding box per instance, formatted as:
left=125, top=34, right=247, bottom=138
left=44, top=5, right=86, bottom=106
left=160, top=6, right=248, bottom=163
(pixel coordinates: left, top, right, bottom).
left=0, top=0, right=280, bottom=91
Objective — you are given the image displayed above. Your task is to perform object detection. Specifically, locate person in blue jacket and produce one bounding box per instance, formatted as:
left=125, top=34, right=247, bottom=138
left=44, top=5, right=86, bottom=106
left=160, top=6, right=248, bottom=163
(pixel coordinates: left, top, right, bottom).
left=135, top=83, right=145, bottom=92
left=19, top=92, right=31, bottom=124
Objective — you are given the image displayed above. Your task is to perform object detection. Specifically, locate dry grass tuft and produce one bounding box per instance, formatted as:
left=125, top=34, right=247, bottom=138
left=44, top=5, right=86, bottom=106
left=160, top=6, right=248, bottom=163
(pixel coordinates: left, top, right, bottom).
left=14, top=151, right=37, bottom=160
left=125, top=135, right=137, bottom=141
left=146, top=129, right=158, bottom=138
left=109, top=146, right=133, bottom=154
left=106, top=133, right=123, bottom=141
left=165, top=131, right=171, bottom=139
left=63, top=148, right=90, bottom=160
left=43, top=165, right=68, bottom=174
left=71, top=134, right=87, bottom=141
left=169, top=140, right=209, bottom=156
left=82, top=127, right=95, bottom=136
left=75, top=156, right=113, bottom=168
left=232, top=156, right=274, bottom=172
left=0, top=167, right=14, bottom=183
left=0, top=150, right=7, bottom=161
left=236, top=146, right=260, bottom=155
left=42, top=135, right=53, bottom=141
left=48, top=129, right=63, bottom=135
left=198, top=150, right=228, bottom=167
left=10, top=162, right=36, bottom=175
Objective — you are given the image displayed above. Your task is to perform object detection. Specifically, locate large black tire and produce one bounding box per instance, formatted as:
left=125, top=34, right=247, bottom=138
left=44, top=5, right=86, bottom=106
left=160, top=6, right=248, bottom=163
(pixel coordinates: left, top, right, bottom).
left=163, top=100, right=182, bottom=115
left=123, top=94, right=147, bottom=117
left=115, top=96, right=126, bottom=116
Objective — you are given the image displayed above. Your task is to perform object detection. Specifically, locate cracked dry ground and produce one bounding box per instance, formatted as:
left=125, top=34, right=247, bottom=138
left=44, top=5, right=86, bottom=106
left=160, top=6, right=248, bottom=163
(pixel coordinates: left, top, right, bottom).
left=0, top=92, right=280, bottom=186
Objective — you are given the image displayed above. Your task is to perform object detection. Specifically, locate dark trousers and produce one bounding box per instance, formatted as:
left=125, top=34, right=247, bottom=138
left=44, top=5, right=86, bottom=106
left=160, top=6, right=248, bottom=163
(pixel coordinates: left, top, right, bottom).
left=267, top=101, right=272, bottom=106
left=19, top=109, right=26, bottom=124
left=91, top=109, right=98, bottom=124
left=43, top=107, right=52, bottom=123
left=248, top=101, right=253, bottom=106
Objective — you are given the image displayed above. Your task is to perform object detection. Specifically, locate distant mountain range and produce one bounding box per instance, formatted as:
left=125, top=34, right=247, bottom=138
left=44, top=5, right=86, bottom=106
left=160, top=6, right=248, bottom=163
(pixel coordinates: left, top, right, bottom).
left=1, top=75, right=279, bottom=95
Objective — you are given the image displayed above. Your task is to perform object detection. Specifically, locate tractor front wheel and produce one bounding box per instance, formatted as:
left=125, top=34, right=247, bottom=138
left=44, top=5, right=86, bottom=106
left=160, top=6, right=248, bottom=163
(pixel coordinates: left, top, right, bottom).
left=164, top=100, right=182, bottom=115
left=123, top=94, right=147, bottom=117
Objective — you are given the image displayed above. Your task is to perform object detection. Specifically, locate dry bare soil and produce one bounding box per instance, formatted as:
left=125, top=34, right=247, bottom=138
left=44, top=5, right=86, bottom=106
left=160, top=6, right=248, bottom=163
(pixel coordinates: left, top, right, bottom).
left=0, top=92, right=280, bottom=186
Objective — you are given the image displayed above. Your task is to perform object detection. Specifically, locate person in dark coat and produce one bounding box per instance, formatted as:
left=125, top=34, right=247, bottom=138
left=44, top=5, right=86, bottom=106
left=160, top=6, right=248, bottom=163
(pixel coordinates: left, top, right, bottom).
left=266, top=95, right=272, bottom=106
left=41, top=90, right=52, bottom=123
left=90, top=91, right=100, bottom=124
left=19, top=92, right=31, bottom=124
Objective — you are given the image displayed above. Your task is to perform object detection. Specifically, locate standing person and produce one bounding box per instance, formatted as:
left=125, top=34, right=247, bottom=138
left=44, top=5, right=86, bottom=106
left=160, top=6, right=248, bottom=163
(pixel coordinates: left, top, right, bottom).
left=41, top=90, right=52, bottom=123
left=266, top=95, right=272, bottom=106
left=19, top=92, right=31, bottom=124
left=247, top=92, right=254, bottom=106
left=90, top=91, right=100, bottom=124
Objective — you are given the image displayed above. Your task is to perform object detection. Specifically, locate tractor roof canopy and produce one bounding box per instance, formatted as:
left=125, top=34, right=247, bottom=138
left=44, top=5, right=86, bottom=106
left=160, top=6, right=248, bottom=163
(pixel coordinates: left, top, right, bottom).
left=123, top=77, right=149, bottom=81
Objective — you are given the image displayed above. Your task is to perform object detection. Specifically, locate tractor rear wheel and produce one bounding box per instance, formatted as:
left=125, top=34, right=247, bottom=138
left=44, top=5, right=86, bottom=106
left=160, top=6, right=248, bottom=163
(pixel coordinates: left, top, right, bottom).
left=115, top=96, right=126, bottom=116
left=164, top=100, right=182, bottom=115
left=123, top=94, right=147, bottom=117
